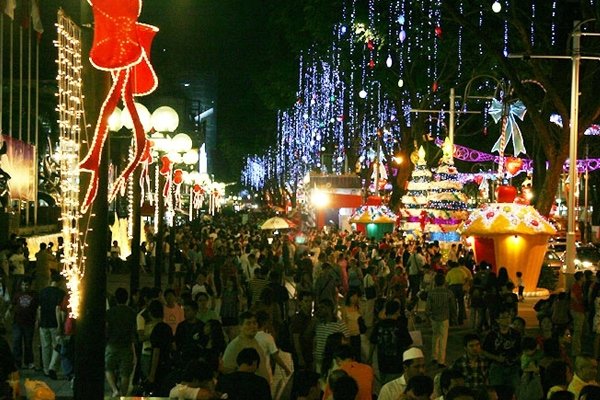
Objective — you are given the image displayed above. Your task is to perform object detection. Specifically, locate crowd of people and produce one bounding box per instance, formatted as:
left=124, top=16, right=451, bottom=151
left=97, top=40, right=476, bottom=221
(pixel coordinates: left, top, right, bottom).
left=1, top=214, right=600, bottom=400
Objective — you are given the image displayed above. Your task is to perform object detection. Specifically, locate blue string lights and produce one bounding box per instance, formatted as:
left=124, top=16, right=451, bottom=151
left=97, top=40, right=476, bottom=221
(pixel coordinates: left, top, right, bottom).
left=241, top=0, right=569, bottom=193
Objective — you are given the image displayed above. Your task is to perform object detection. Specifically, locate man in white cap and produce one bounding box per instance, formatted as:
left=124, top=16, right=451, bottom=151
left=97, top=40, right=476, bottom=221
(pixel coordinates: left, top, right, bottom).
left=377, top=347, right=427, bottom=400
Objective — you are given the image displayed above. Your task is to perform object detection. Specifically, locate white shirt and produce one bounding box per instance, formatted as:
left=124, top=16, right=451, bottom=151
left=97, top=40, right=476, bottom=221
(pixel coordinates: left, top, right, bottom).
left=255, top=330, right=278, bottom=384
left=169, top=383, right=201, bottom=400
left=378, top=375, right=407, bottom=400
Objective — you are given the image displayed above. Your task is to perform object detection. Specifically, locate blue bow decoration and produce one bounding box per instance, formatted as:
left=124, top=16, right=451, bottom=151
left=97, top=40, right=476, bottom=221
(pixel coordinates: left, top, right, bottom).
left=489, top=98, right=527, bottom=156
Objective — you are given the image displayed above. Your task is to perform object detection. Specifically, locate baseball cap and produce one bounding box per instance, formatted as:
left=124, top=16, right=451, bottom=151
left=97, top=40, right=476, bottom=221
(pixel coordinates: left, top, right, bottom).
left=403, top=347, right=424, bottom=362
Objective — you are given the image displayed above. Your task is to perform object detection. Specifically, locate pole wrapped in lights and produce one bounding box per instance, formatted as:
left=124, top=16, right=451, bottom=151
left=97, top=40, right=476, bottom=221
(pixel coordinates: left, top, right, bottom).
left=56, top=11, right=84, bottom=318
left=79, top=0, right=158, bottom=214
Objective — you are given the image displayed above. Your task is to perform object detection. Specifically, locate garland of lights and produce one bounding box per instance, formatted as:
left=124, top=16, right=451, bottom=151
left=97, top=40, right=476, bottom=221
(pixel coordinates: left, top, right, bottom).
left=127, top=141, right=134, bottom=239
left=56, top=11, right=84, bottom=318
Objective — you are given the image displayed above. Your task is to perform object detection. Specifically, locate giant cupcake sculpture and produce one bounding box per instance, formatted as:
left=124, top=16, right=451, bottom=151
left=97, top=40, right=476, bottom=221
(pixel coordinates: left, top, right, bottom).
left=459, top=182, right=557, bottom=293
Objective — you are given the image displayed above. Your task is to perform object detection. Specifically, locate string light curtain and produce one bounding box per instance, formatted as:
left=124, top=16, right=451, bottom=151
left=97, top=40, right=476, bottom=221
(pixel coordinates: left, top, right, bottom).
left=55, top=10, right=83, bottom=318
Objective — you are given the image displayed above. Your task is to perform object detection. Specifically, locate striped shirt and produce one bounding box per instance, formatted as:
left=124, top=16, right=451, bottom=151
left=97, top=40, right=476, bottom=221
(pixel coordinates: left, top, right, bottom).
left=426, top=286, right=456, bottom=321
left=314, top=321, right=351, bottom=363
left=249, top=277, right=270, bottom=305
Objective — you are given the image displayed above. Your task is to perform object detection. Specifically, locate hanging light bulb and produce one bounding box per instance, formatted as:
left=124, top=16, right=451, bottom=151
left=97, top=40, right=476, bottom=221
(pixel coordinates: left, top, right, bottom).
left=492, top=1, right=502, bottom=13
left=386, top=55, right=393, bottom=68
left=397, top=79, right=404, bottom=88
left=359, top=90, right=368, bottom=99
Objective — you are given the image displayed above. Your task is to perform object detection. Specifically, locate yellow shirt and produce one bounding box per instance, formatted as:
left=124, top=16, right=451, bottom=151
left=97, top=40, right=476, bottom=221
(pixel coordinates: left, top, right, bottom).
left=568, top=373, right=598, bottom=398
left=445, top=267, right=466, bottom=286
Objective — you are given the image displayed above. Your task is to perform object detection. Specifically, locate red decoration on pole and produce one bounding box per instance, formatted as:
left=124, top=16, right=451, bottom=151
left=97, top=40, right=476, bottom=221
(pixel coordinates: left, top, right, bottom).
left=434, top=26, right=442, bottom=38
left=173, top=169, right=183, bottom=185
left=159, top=155, right=172, bottom=198
left=368, top=59, right=375, bottom=69
left=79, top=0, right=159, bottom=213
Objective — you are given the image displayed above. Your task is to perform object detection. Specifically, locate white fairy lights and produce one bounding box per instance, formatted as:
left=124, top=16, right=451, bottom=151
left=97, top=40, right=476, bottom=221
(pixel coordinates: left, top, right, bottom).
left=55, top=11, right=84, bottom=319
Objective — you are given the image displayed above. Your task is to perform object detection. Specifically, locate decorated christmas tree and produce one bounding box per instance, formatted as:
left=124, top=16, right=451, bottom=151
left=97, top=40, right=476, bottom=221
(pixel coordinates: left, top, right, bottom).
left=400, top=146, right=432, bottom=233
left=427, top=138, right=469, bottom=239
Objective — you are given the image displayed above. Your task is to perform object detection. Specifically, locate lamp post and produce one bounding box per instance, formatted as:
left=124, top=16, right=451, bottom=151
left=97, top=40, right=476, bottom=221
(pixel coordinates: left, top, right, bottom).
left=162, top=133, right=194, bottom=285
left=147, top=106, right=180, bottom=289
left=508, top=20, right=600, bottom=279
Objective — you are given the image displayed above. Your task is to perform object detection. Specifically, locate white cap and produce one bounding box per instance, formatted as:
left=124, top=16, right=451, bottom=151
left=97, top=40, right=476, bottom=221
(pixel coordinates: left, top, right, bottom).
left=403, top=347, right=424, bottom=362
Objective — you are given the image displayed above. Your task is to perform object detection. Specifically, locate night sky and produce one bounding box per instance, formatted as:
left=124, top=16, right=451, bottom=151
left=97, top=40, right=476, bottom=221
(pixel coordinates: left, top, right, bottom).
left=37, top=0, right=293, bottom=182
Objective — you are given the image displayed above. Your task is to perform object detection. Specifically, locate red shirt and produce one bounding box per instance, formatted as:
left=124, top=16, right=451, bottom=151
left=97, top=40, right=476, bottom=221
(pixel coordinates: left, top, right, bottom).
left=570, top=282, right=585, bottom=313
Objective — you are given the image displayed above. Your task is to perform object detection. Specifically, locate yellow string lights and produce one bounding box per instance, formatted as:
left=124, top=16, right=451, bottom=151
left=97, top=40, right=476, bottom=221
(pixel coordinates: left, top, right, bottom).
left=55, top=10, right=84, bottom=318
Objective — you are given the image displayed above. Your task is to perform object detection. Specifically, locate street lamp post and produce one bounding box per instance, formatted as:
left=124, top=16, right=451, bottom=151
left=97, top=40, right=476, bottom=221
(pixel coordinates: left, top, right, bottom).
left=508, top=19, right=600, bottom=280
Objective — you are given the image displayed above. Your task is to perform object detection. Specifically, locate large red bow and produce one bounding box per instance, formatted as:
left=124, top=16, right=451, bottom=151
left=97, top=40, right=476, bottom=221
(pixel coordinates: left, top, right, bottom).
left=80, top=0, right=159, bottom=213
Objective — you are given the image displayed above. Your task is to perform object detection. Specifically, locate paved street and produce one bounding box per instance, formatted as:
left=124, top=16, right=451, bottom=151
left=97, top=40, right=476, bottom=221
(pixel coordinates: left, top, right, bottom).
left=6, top=272, right=545, bottom=399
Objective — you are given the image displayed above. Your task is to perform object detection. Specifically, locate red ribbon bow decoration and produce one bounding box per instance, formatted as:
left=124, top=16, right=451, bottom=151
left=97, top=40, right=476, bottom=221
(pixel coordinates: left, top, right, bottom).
left=159, top=155, right=172, bottom=200
left=79, top=0, right=159, bottom=213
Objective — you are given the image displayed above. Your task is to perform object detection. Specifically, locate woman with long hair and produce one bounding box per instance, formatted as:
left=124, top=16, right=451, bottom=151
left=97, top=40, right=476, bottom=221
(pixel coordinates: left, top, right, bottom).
left=342, top=288, right=363, bottom=362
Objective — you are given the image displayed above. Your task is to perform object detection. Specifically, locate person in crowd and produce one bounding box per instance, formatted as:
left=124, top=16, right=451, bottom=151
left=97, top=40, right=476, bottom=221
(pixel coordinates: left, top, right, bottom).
left=105, top=287, right=137, bottom=397
left=268, top=270, right=289, bottom=323
left=482, top=307, right=521, bottom=390
left=37, top=270, right=66, bottom=380
left=314, top=263, right=340, bottom=306
left=109, top=240, right=123, bottom=274
left=445, top=261, right=467, bottom=325
left=293, top=370, right=321, bottom=400
left=217, top=347, right=272, bottom=400
left=145, top=299, right=174, bottom=396
left=290, top=290, right=315, bottom=372
left=192, top=271, right=216, bottom=306
left=220, top=275, right=242, bottom=340
left=174, top=301, right=205, bottom=367
left=570, top=272, right=586, bottom=356
left=313, top=299, right=350, bottom=373
left=0, top=270, right=9, bottom=307
left=9, top=246, right=27, bottom=294
left=255, top=310, right=292, bottom=393
left=169, top=359, right=218, bottom=400
left=407, top=246, right=425, bottom=301
left=321, top=344, right=373, bottom=400
left=402, top=375, right=434, bottom=400
left=0, top=330, right=19, bottom=399
left=136, top=287, right=161, bottom=380
left=222, top=311, right=270, bottom=382
left=7, top=277, right=38, bottom=369
left=201, top=319, right=227, bottom=362
left=426, top=272, right=456, bottom=368
left=378, top=347, right=427, bottom=400
left=544, top=360, right=574, bottom=399
left=341, top=287, right=363, bottom=362
left=568, top=355, right=598, bottom=398
left=330, top=372, right=358, bottom=400
left=579, top=385, right=600, bottom=400
left=549, top=391, right=575, bottom=400
left=321, top=332, right=348, bottom=383
left=196, top=292, right=220, bottom=323
left=249, top=267, right=270, bottom=307
left=445, top=386, right=477, bottom=400
left=163, top=288, right=184, bottom=335
left=451, top=333, right=489, bottom=391
left=369, top=299, right=413, bottom=385
left=553, top=292, right=571, bottom=332
left=437, top=369, right=465, bottom=400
